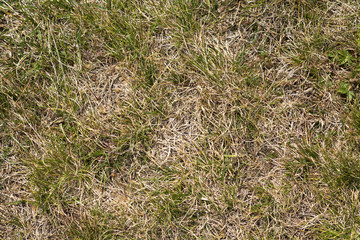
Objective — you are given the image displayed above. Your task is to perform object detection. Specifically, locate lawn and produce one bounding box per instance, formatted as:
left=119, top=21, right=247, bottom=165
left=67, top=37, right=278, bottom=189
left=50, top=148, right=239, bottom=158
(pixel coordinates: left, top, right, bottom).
left=1, top=0, right=360, bottom=239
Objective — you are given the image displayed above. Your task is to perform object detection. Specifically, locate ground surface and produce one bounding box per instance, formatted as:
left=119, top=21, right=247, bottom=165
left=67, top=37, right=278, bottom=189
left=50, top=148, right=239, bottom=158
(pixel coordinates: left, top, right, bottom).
left=1, top=0, right=360, bottom=239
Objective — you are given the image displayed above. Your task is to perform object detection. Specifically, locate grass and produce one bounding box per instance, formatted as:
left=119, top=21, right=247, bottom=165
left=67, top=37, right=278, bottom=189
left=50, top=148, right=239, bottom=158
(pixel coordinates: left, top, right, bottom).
left=1, top=0, right=360, bottom=238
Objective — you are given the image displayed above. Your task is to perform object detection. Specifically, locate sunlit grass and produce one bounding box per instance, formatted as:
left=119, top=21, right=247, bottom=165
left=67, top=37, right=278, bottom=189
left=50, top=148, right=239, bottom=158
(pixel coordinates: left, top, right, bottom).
left=1, top=0, right=360, bottom=238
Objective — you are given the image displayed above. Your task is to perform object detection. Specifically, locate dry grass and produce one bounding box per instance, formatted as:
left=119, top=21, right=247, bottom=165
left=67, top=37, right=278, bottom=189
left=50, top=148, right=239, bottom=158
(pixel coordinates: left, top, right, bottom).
left=1, top=0, right=360, bottom=239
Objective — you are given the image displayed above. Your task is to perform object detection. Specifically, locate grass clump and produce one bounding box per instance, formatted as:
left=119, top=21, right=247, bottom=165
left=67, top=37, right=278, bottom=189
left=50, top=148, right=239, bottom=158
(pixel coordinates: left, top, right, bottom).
left=2, top=0, right=360, bottom=239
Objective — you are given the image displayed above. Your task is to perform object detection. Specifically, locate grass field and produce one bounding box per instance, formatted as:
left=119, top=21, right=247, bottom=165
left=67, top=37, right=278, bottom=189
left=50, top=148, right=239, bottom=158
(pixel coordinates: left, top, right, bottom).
left=1, top=0, right=360, bottom=239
